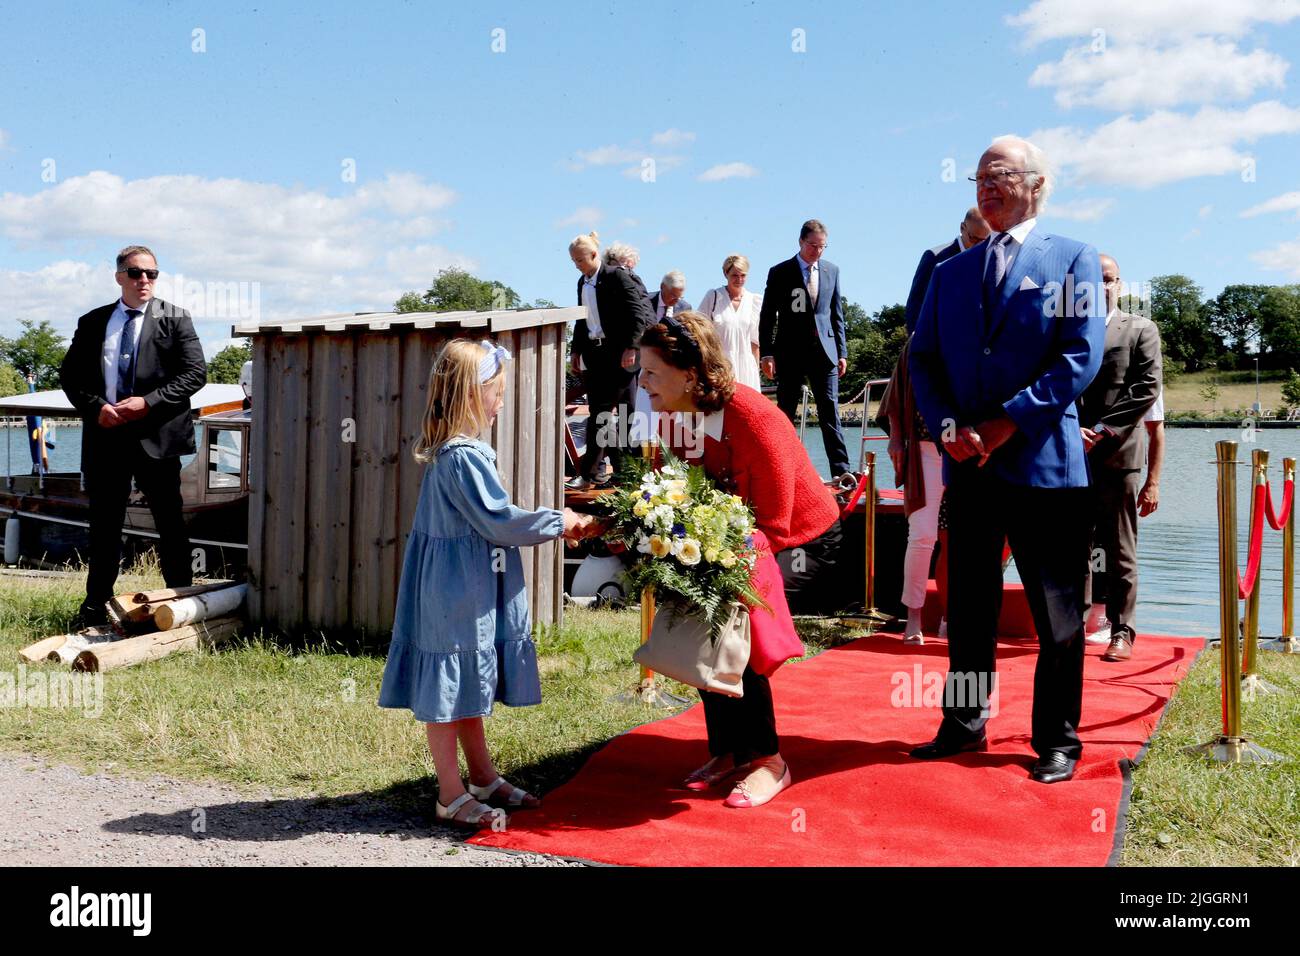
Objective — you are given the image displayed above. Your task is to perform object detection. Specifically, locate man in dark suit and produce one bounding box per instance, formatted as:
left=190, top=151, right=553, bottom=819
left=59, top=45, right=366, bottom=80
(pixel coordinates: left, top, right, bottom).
left=908, top=136, right=1106, bottom=784
left=759, top=219, right=850, bottom=478
left=567, top=234, right=655, bottom=488
left=1078, top=254, right=1162, bottom=663
left=904, top=207, right=990, bottom=334
left=649, top=271, right=692, bottom=320
left=60, top=245, right=207, bottom=625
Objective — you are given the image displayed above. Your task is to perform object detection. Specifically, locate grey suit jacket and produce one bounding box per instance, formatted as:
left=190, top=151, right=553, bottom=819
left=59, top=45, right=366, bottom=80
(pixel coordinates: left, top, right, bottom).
left=1078, top=310, right=1163, bottom=472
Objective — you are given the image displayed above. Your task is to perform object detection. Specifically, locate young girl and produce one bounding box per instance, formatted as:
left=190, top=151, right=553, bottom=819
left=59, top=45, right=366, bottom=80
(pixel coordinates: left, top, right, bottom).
left=379, top=338, right=587, bottom=828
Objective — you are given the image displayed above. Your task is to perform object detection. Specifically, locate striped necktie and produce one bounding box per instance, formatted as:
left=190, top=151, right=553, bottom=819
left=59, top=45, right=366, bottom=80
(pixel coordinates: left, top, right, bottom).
left=117, top=308, right=142, bottom=399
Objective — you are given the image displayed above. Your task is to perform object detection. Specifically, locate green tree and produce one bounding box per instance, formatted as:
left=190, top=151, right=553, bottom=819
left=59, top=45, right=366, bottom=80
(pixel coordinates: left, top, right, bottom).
left=1281, top=369, right=1300, bottom=410
left=394, top=267, right=522, bottom=313
left=1259, top=285, right=1300, bottom=371
left=1206, top=284, right=1269, bottom=367
left=843, top=301, right=907, bottom=399
left=0, top=360, right=26, bottom=398
left=1199, top=380, right=1221, bottom=409
left=1149, top=275, right=1220, bottom=372
left=207, top=342, right=253, bottom=384
left=0, top=319, right=67, bottom=389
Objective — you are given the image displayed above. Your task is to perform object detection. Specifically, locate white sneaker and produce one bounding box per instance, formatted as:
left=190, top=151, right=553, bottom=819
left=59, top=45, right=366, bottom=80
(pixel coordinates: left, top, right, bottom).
left=1085, top=614, right=1112, bottom=644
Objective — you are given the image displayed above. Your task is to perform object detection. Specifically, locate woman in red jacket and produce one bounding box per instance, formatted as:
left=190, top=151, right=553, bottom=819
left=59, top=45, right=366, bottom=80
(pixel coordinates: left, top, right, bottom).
left=638, top=311, right=842, bottom=809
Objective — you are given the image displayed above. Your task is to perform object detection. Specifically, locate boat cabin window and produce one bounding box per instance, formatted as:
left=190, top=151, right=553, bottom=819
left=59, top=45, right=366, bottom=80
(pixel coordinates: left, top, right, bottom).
left=207, top=426, right=243, bottom=491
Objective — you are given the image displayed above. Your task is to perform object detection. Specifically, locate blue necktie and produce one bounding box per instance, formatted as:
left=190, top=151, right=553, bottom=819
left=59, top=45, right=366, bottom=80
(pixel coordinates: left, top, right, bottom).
left=983, top=233, right=1012, bottom=323
left=117, top=308, right=141, bottom=399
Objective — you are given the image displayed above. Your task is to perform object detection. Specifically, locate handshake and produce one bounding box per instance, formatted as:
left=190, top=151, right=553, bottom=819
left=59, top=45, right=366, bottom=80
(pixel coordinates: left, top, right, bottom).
left=562, top=508, right=607, bottom=547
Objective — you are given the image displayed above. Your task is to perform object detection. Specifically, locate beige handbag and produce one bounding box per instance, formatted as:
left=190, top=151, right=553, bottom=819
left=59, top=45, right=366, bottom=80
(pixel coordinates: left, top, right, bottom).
left=634, top=600, right=751, bottom=697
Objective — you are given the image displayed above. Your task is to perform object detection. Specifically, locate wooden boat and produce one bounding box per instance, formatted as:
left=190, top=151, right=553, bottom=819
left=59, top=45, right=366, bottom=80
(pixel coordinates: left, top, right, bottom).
left=0, top=383, right=250, bottom=576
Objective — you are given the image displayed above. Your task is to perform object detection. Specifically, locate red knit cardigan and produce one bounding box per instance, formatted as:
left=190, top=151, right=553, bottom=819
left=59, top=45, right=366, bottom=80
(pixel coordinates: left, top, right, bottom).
left=672, top=384, right=839, bottom=552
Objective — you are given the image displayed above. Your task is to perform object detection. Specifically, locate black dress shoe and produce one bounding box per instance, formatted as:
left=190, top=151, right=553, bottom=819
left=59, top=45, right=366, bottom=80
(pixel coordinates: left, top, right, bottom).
left=909, top=734, right=988, bottom=760
left=74, top=603, right=110, bottom=629
left=1030, top=751, right=1077, bottom=784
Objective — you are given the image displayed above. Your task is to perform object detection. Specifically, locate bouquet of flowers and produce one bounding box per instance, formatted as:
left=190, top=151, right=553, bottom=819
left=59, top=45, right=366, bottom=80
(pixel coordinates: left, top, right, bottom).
left=600, top=447, right=766, bottom=631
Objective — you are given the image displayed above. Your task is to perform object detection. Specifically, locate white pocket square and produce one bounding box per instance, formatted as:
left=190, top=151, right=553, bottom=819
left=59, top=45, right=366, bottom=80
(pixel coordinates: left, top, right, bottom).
left=1018, top=276, right=1040, bottom=291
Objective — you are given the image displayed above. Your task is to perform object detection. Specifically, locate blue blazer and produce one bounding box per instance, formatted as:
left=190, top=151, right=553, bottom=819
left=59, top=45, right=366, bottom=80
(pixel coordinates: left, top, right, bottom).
left=904, top=238, right=961, bottom=335
left=758, top=255, right=846, bottom=367
left=908, top=228, right=1105, bottom=488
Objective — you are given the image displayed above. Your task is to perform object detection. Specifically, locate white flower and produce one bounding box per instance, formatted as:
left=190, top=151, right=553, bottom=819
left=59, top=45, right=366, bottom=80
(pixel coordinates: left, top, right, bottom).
left=649, top=535, right=672, bottom=558
left=637, top=535, right=652, bottom=554
left=675, top=538, right=702, bottom=565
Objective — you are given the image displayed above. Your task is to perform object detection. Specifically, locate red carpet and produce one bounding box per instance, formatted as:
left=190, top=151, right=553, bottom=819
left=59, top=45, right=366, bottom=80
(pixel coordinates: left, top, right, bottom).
left=471, top=630, right=1205, bottom=866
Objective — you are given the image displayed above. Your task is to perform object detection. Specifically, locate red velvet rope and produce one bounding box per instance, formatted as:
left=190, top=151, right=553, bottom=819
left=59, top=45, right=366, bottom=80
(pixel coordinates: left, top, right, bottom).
left=1239, top=482, right=1267, bottom=599
left=1264, top=476, right=1294, bottom=531
left=841, top=474, right=869, bottom=518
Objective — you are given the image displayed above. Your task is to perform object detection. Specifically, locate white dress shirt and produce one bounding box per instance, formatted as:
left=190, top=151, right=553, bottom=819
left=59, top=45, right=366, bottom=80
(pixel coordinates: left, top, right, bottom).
left=102, top=299, right=147, bottom=404
left=581, top=271, right=604, bottom=340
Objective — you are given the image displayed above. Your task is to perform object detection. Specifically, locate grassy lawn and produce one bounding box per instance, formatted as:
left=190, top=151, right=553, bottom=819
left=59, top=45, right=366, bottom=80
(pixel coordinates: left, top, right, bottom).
left=2, top=560, right=1296, bottom=865
left=1163, top=370, right=1288, bottom=418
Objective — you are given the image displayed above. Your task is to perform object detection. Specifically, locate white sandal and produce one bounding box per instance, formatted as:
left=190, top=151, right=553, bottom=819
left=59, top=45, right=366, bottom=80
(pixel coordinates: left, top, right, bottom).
left=469, top=776, right=541, bottom=810
left=435, top=792, right=505, bottom=829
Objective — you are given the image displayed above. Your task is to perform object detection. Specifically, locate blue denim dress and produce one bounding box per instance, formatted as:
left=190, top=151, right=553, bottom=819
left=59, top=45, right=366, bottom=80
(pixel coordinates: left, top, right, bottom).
left=378, top=437, right=564, bottom=723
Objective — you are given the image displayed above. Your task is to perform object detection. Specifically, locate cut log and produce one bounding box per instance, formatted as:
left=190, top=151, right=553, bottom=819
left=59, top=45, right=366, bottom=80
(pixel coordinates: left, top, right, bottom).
left=153, top=584, right=248, bottom=631
left=72, top=617, right=242, bottom=672
left=18, top=634, right=72, bottom=664
left=18, top=628, right=118, bottom=665
left=107, top=594, right=158, bottom=635
left=131, top=582, right=236, bottom=605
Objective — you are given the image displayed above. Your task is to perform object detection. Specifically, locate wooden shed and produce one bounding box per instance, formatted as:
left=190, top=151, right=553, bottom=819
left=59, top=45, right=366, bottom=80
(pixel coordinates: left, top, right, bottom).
left=231, top=308, right=583, bottom=638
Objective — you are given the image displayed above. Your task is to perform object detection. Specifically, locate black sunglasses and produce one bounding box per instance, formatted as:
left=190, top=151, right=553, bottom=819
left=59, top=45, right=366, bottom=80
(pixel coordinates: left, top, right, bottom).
left=120, top=267, right=159, bottom=280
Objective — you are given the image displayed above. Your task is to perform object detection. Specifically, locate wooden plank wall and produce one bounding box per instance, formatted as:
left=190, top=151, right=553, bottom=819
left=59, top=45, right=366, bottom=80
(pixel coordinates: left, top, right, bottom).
left=248, top=320, right=568, bottom=638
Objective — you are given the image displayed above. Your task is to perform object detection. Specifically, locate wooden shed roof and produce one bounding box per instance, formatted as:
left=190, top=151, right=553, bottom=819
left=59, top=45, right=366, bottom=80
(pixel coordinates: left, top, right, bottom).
left=232, top=307, right=584, bottom=338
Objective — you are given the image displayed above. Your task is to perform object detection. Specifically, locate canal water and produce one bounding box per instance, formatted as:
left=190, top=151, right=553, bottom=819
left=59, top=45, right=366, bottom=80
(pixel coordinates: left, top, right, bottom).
left=9, top=420, right=1295, bottom=639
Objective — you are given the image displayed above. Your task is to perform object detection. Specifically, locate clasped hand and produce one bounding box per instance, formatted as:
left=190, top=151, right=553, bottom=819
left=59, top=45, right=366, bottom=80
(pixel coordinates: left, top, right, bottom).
left=562, top=508, right=608, bottom=548
left=942, top=417, right=1016, bottom=467
left=97, top=396, right=148, bottom=428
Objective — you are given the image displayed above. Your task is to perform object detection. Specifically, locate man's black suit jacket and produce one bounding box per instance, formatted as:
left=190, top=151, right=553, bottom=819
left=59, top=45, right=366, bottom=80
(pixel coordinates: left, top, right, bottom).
left=904, top=238, right=962, bottom=334
left=572, top=265, right=655, bottom=376
left=60, top=297, right=207, bottom=466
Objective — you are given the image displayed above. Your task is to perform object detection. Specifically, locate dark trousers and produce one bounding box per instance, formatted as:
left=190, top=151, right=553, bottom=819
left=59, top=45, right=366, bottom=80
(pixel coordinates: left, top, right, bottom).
left=940, top=463, right=1091, bottom=760
left=701, top=664, right=778, bottom=764
left=83, top=433, right=193, bottom=611
left=1085, top=467, right=1140, bottom=643
left=578, top=355, right=636, bottom=480
left=776, top=356, right=850, bottom=476
left=776, top=519, right=844, bottom=614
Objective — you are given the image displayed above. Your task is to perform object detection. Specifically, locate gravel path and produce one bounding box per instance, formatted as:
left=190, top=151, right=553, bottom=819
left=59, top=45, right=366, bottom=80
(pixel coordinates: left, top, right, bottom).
left=0, top=753, right=583, bottom=867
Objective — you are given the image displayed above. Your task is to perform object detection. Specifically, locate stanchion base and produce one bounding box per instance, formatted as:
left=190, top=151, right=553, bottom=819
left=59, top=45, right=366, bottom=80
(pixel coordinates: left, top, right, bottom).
left=838, top=610, right=894, bottom=628
left=1257, top=637, right=1300, bottom=655
left=611, top=679, right=691, bottom=709
left=1184, top=737, right=1286, bottom=764
left=1241, top=674, right=1286, bottom=699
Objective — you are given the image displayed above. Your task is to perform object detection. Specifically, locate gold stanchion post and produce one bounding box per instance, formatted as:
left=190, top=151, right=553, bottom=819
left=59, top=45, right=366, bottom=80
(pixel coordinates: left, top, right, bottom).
left=1241, top=450, right=1282, bottom=698
left=840, top=451, right=890, bottom=627
left=1261, top=455, right=1299, bottom=654
left=1186, top=440, right=1283, bottom=763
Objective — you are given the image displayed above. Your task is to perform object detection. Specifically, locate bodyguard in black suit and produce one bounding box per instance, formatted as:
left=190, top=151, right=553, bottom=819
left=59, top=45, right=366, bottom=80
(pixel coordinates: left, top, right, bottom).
left=759, top=219, right=851, bottom=478
left=567, top=234, right=655, bottom=486
left=60, top=246, right=206, bottom=623
left=903, top=207, right=990, bottom=334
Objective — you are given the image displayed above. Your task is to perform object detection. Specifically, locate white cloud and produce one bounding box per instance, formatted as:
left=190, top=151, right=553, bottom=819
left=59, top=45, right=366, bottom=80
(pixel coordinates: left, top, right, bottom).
left=697, top=162, right=759, bottom=182
left=1031, top=102, right=1300, bottom=187
left=1241, top=191, right=1300, bottom=218
left=651, top=128, right=696, bottom=147
left=571, top=144, right=643, bottom=168
left=1008, top=0, right=1300, bottom=44
left=0, top=170, right=476, bottom=343
left=1044, top=197, right=1116, bottom=222
left=1199, top=204, right=1214, bottom=218
left=1253, top=238, right=1300, bottom=278
left=1028, top=38, right=1288, bottom=110
left=555, top=206, right=603, bottom=229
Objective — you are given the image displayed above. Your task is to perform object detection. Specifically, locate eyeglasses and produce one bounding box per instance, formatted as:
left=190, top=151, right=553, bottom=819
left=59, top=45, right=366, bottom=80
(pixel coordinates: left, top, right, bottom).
left=968, top=169, right=1032, bottom=187
left=801, top=240, right=828, bottom=251
left=120, top=267, right=159, bottom=280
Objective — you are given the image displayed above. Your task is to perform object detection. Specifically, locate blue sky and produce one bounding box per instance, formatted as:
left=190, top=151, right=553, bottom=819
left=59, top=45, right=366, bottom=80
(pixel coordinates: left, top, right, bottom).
left=3, top=0, right=1300, bottom=355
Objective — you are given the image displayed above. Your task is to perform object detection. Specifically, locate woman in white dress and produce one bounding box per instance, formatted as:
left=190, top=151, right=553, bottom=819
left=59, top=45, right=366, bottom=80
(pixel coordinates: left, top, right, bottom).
left=696, top=254, right=763, bottom=390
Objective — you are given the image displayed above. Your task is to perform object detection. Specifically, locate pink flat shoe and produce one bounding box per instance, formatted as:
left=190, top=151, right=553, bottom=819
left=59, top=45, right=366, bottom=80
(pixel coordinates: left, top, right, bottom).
left=723, top=763, right=792, bottom=809
left=683, top=758, right=748, bottom=792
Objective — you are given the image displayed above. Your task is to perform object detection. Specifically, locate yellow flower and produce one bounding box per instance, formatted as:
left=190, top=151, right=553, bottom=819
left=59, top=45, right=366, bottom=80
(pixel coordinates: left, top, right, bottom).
left=675, top=538, right=702, bottom=565
left=667, top=489, right=689, bottom=505
left=633, top=500, right=649, bottom=518
left=720, top=549, right=737, bottom=568
left=704, top=548, right=720, bottom=564
left=649, top=535, right=672, bottom=558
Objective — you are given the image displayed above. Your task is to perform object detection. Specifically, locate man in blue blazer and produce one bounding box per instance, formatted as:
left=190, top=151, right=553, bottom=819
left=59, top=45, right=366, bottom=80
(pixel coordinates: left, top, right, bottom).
left=908, top=136, right=1106, bottom=784
left=759, top=219, right=850, bottom=478
left=903, top=207, right=989, bottom=334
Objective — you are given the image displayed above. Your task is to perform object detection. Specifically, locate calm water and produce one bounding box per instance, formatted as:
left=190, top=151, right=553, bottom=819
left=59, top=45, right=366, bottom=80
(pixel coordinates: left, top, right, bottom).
left=806, top=424, right=1298, bottom=639
left=9, top=420, right=1294, bottom=639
